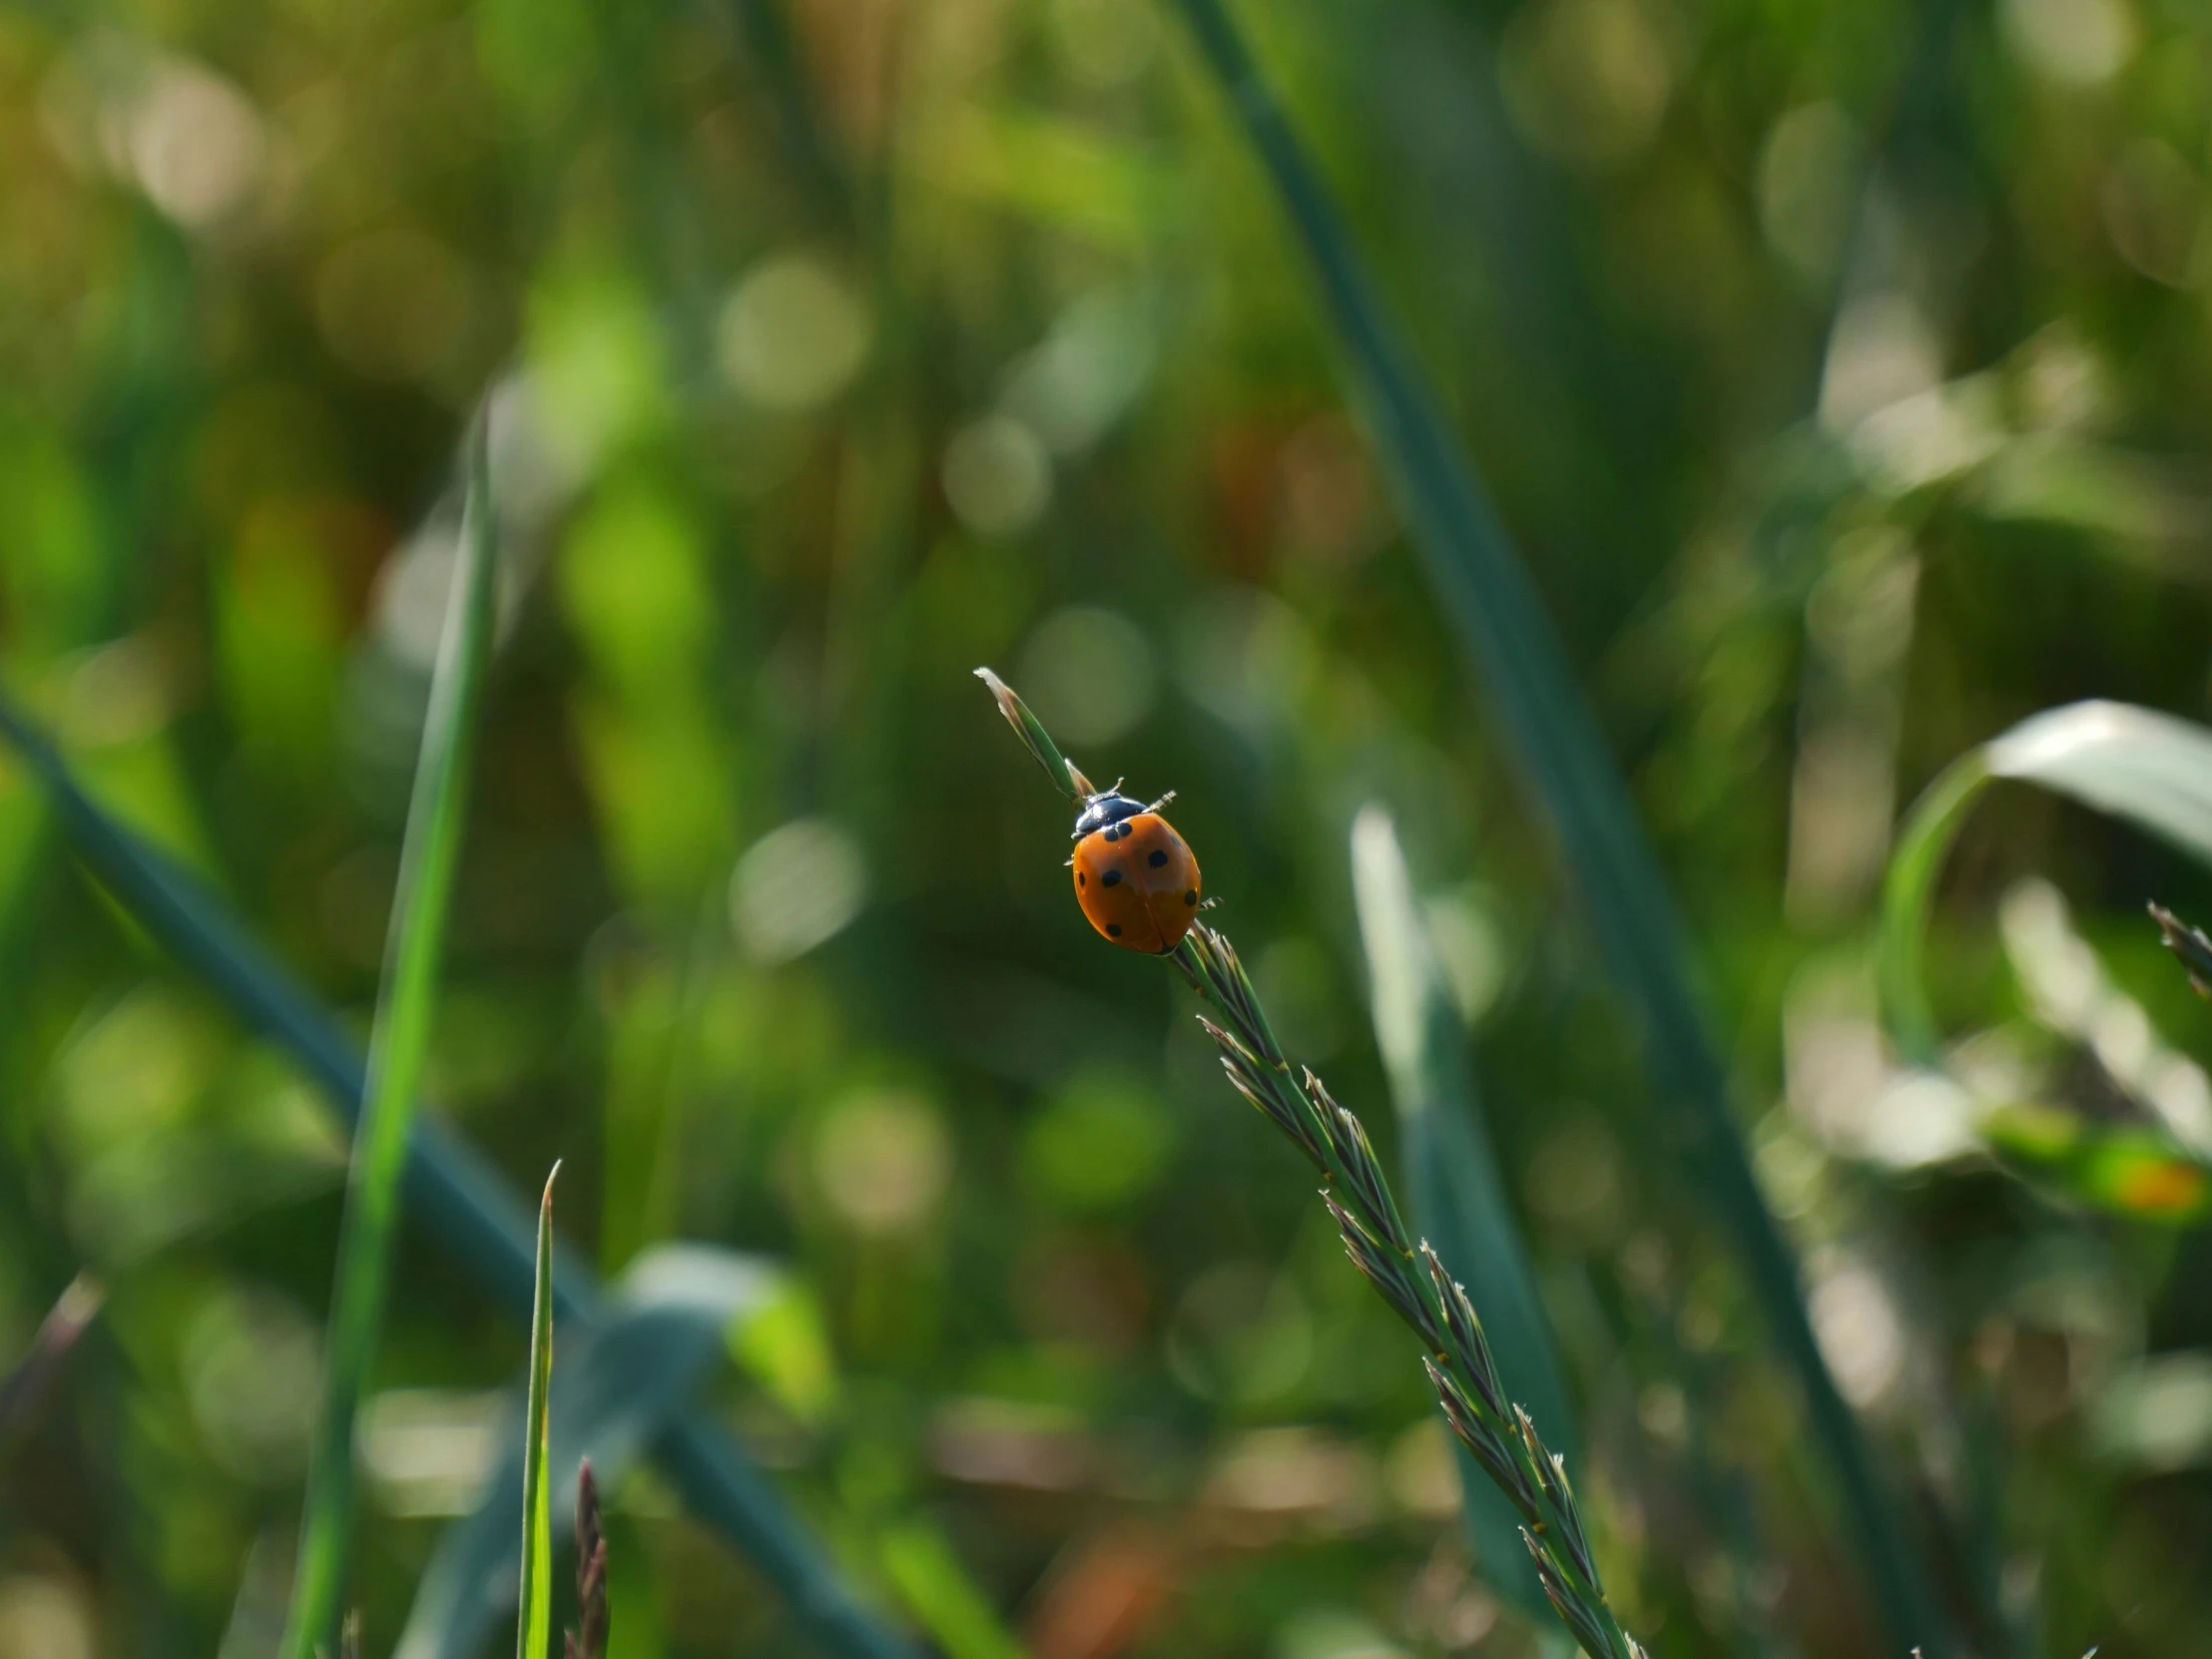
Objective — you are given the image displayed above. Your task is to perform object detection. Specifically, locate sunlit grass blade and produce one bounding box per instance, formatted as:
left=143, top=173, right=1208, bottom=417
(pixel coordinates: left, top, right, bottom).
left=519, top=1165, right=560, bottom=1659
left=280, top=419, right=503, bottom=1659
left=1351, top=809, right=1572, bottom=1626
left=1882, top=700, right=2212, bottom=1061
left=1159, top=0, right=1941, bottom=1647
left=876, top=1523, right=1030, bottom=1659
left=975, top=669, right=1091, bottom=799
left=0, top=690, right=920, bottom=1659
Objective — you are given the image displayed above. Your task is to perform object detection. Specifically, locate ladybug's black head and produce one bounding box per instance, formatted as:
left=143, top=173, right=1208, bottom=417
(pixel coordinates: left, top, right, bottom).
left=1073, top=791, right=1145, bottom=839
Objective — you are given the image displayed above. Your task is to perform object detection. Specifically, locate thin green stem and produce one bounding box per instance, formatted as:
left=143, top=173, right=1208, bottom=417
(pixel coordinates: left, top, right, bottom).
left=280, top=423, right=501, bottom=1659
left=986, top=672, right=1642, bottom=1659
left=518, top=1166, right=560, bottom=1659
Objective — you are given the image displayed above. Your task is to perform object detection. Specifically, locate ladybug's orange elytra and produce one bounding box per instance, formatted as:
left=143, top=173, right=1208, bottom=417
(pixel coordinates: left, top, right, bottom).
left=1069, top=789, right=1202, bottom=953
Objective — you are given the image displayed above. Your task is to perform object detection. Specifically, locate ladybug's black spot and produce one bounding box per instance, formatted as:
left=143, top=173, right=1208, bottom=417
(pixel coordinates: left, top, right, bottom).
left=1185, top=889, right=1198, bottom=905
left=1077, top=871, right=1085, bottom=885
left=1107, top=923, right=1123, bottom=937
left=1148, top=849, right=1168, bottom=867
left=1101, top=868, right=1123, bottom=887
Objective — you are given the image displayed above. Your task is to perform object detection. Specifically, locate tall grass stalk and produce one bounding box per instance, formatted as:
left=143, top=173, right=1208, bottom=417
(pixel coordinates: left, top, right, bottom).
left=980, top=672, right=1644, bottom=1659
left=280, top=424, right=501, bottom=1659
left=519, top=1166, right=560, bottom=1659
left=1157, top=3, right=1940, bottom=1647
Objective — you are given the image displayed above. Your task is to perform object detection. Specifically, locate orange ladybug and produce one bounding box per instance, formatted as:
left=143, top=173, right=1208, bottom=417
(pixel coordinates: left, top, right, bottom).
left=1069, top=782, right=1202, bottom=953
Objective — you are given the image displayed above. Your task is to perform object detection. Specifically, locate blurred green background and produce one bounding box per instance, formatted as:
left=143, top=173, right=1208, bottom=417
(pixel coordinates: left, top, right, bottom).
left=7, top=0, right=2212, bottom=1654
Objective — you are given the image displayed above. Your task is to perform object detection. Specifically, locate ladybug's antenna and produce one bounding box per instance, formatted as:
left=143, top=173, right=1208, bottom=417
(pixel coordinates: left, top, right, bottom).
left=1144, top=789, right=1177, bottom=815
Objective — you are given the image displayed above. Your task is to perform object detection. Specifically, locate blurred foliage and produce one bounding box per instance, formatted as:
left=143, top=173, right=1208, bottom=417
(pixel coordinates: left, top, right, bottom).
left=6, top=0, right=2212, bottom=1655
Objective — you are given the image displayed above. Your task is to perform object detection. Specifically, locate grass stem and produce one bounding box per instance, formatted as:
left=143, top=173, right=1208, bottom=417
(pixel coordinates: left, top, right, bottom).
left=279, top=421, right=501, bottom=1659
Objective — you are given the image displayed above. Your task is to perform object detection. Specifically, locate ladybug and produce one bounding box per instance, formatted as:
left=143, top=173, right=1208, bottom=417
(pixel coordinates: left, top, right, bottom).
left=1069, top=782, right=1203, bottom=953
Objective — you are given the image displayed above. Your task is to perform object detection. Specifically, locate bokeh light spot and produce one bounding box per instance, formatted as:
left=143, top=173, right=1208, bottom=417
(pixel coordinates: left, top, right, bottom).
left=2003, top=0, right=2135, bottom=86
left=732, top=819, right=868, bottom=962
left=1018, top=604, right=1156, bottom=747
left=942, top=415, right=1051, bottom=537
left=1022, top=1068, right=1175, bottom=1214
left=814, top=1089, right=950, bottom=1236
left=716, top=254, right=872, bottom=411
left=128, top=58, right=265, bottom=229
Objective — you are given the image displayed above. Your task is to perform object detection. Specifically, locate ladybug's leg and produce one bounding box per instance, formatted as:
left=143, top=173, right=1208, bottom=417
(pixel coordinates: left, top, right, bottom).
left=1143, top=789, right=1177, bottom=815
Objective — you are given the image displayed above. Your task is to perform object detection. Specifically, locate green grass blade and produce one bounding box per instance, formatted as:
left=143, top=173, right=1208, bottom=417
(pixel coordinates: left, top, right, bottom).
left=1351, top=809, right=1571, bottom=1626
left=1159, top=3, right=1943, bottom=1647
left=1883, top=700, right=2212, bottom=1063
left=876, top=1522, right=1029, bottom=1659
left=1878, top=754, right=1992, bottom=1064
left=0, top=691, right=920, bottom=1659
left=975, top=669, right=1089, bottom=800
left=519, top=1166, right=560, bottom=1659
left=280, top=421, right=503, bottom=1659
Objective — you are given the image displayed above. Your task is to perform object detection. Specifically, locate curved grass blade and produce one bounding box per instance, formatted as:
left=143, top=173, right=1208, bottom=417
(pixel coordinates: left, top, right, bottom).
left=1158, top=1, right=1942, bottom=1646
left=1882, top=701, right=2212, bottom=1061
left=399, top=1247, right=782, bottom=1659
left=282, top=420, right=503, bottom=1659
left=519, top=1166, right=560, bottom=1659
left=1350, top=808, right=1570, bottom=1625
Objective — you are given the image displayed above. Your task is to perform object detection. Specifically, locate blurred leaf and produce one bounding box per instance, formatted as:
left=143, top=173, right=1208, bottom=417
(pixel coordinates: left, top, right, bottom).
left=284, top=422, right=501, bottom=1659
left=1350, top=808, right=1569, bottom=1626
left=876, top=1522, right=1029, bottom=1659
left=913, top=106, right=1161, bottom=248
left=519, top=1167, right=560, bottom=1659
left=1980, top=1104, right=2212, bottom=1224
left=734, top=1279, right=840, bottom=1425
left=1163, top=0, right=1939, bottom=1644
left=1883, top=701, right=2212, bottom=1060
left=398, top=1245, right=784, bottom=1659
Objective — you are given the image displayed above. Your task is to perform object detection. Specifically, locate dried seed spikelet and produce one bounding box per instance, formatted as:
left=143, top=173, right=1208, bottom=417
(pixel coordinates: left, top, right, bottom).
left=1322, top=1190, right=1439, bottom=1348
left=1424, top=1357, right=1523, bottom=1499
left=1420, top=1244, right=1506, bottom=1418
left=1526, top=1533, right=1610, bottom=1659
left=1201, top=1016, right=1329, bottom=1168
left=1313, top=1079, right=1408, bottom=1248
left=566, top=1459, right=610, bottom=1659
